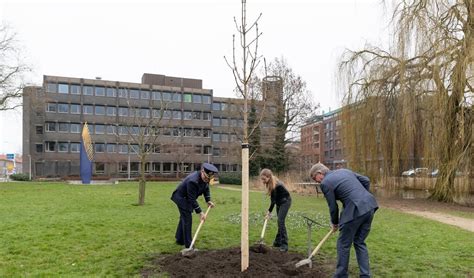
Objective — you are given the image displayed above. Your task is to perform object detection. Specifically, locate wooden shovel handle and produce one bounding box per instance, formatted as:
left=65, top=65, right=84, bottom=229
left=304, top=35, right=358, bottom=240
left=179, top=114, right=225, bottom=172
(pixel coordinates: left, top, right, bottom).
left=260, top=217, right=269, bottom=239
left=189, top=206, right=212, bottom=249
left=309, top=229, right=334, bottom=258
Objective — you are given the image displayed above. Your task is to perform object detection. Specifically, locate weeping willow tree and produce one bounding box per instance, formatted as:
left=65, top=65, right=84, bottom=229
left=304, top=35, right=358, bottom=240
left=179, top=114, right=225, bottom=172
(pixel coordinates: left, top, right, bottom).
left=339, top=0, right=473, bottom=202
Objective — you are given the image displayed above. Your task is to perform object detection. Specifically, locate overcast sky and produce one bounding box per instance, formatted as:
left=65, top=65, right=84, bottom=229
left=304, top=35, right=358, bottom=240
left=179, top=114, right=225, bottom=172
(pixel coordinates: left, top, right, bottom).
left=0, top=0, right=390, bottom=154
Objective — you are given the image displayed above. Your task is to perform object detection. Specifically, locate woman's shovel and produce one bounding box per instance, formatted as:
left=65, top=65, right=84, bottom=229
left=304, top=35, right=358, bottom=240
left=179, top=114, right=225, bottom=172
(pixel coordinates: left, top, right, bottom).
left=295, top=229, right=334, bottom=268
left=181, top=206, right=211, bottom=257
left=250, top=216, right=270, bottom=253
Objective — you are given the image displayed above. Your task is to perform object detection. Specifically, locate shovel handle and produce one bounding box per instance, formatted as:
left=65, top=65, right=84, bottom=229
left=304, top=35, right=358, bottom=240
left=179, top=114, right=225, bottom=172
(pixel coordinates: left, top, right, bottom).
left=189, top=206, right=212, bottom=249
left=309, top=229, right=334, bottom=259
left=260, top=217, right=269, bottom=240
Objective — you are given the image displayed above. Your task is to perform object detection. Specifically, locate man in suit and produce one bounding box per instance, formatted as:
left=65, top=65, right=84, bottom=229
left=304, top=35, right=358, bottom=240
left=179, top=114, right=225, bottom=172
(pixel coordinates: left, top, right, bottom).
left=310, top=163, right=378, bottom=278
left=171, top=163, right=218, bottom=248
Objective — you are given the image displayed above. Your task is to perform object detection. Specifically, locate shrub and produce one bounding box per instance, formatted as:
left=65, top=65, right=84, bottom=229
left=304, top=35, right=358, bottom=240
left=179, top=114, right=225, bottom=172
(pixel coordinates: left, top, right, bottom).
left=218, top=173, right=242, bottom=185
left=9, top=173, right=31, bottom=181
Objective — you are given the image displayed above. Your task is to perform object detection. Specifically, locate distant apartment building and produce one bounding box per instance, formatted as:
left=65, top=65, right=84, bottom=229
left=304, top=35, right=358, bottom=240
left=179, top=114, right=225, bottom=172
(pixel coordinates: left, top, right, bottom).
left=301, top=108, right=346, bottom=170
left=23, top=73, right=278, bottom=178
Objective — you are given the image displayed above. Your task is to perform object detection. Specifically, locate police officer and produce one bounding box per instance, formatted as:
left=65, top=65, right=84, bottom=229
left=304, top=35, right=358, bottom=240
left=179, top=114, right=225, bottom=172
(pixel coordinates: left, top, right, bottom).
left=171, top=163, right=218, bottom=248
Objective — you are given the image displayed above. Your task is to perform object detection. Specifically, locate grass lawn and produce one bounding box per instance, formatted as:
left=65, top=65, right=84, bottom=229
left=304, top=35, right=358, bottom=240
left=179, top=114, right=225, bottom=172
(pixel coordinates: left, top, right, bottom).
left=0, top=181, right=472, bottom=276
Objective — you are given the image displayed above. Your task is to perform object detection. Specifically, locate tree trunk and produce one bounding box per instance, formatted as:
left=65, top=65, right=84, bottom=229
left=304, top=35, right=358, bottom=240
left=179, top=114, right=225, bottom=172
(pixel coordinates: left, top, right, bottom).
left=138, top=156, right=146, bottom=205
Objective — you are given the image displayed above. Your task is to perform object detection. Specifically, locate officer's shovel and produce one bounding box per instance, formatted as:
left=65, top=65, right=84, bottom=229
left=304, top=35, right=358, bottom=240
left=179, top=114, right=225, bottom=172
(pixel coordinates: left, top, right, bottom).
left=295, top=229, right=334, bottom=268
left=181, top=206, right=211, bottom=257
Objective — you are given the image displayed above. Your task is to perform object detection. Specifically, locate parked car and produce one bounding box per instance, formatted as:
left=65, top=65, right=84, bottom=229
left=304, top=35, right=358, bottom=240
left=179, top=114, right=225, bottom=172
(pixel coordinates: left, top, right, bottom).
left=415, top=168, right=429, bottom=176
left=402, top=169, right=415, bottom=177
left=430, top=169, right=439, bottom=177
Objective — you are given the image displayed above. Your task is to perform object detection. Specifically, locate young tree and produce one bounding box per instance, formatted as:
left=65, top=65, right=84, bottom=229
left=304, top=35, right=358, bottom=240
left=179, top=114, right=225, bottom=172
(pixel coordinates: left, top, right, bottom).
left=339, top=0, right=473, bottom=202
left=118, top=99, right=168, bottom=206
left=224, top=0, right=263, bottom=271
left=0, top=24, right=31, bottom=111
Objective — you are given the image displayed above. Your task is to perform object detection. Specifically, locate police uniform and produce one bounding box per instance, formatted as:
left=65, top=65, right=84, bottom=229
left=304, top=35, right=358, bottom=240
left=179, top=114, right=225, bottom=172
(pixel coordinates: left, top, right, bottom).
left=171, top=163, right=218, bottom=248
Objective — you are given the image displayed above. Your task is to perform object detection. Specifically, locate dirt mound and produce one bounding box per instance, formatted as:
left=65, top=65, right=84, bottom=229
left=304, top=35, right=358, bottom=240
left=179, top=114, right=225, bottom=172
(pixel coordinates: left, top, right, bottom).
left=142, top=246, right=331, bottom=277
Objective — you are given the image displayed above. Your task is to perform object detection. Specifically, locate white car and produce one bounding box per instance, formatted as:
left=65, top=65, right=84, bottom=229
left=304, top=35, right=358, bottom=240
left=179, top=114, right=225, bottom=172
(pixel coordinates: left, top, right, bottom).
left=402, top=169, right=415, bottom=177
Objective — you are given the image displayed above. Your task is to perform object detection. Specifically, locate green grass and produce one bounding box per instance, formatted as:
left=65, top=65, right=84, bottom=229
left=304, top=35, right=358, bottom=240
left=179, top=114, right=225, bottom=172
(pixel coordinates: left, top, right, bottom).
left=0, top=182, right=472, bottom=276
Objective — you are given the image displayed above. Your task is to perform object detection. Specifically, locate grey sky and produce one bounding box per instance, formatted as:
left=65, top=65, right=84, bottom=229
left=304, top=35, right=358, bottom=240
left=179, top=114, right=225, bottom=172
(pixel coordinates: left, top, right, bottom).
left=0, top=0, right=389, bottom=153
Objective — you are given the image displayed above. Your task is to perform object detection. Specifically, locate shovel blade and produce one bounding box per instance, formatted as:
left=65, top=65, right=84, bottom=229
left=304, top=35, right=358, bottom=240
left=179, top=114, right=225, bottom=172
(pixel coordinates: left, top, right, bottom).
left=295, top=258, right=312, bottom=268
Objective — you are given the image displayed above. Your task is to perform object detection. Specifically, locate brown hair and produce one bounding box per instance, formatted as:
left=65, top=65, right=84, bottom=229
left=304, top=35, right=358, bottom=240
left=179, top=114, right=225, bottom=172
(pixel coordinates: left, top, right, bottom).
left=260, top=168, right=278, bottom=196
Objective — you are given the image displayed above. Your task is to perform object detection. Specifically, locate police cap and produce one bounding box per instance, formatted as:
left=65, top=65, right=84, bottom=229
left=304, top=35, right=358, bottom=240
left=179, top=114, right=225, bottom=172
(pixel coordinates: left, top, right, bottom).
left=202, top=163, right=218, bottom=176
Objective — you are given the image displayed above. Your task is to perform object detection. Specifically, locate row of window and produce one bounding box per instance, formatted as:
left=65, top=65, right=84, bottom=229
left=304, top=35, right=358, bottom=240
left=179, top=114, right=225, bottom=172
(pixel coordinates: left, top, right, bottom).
left=97, top=162, right=240, bottom=173
left=46, top=83, right=212, bottom=104
left=36, top=141, right=234, bottom=156
left=38, top=122, right=238, bottom=141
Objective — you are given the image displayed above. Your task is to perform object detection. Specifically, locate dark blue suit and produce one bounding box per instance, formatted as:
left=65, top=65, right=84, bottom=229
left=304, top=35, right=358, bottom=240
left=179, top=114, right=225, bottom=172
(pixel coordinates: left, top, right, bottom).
left=171, top=171, right=211, bottom=248
left=320, top=169, right=378, bottom=278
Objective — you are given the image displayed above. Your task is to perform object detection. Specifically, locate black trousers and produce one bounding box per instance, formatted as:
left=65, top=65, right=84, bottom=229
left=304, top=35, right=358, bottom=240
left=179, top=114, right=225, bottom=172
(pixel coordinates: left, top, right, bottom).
left=175, top=205, right=193, bottom=248
left=273, top=198, right=291, bottom=249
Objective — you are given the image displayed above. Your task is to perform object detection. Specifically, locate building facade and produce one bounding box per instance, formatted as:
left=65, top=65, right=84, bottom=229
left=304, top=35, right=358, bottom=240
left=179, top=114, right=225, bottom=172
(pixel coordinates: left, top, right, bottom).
left=23, top=73, right=277, bottom=179
left=301, top=109, right=346, bottom=170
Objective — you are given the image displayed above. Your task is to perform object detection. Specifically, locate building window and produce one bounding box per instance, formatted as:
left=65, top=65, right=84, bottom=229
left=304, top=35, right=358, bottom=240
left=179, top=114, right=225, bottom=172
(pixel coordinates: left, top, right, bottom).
left=130, top=145, right=139, bottom=154
left=46, top=103, right=57, bottom=112
left=95, top=124, right=105, bottom=134
left=212, top=102, right=220, bottom=111
left=106, top=88, right=116, bottom=97
left=35, top=143, right=44, bottom=153
left=70, top=143, right=80, bottom=152
left=58, top=123, right=69, bottom=132
left=107, top=144, right=116, bottom=153
left=83, top=105, right=93, bottom=115
left=202, top=95, right=211, bottom=104
left=119, top=144, right=128, bottom=153
left=45, top=141, right=56, bottom=152
left=152, top=162, right=160, bottom=172
left=36, top=126, right=43, bottom=134
left=141, top=90, right=150, bottom=99
left=58, top=142, right=69, bottom=152
left=221, top=118, right=228, bottom=126
left=221, top=133, right=228, bottom=142
left=106, top=125, right=117, bottom=135
left=70, top=123, right=80, bottom=133
left=58, top=84, right=69, bottom=94
left=203, top=112, right=211, bottom=121
left=46, top=83, right=57, bottom=93
left=172, top=92, right=181, bottom=102
left=192, top=111, right=201, bottom=120
left=193, top=94, right=202, bottom=103
left=162, top=92, right=171, bottom=101
left=183, top=93, right=192, bottom=102
left=106, top=106, right=116, bottom=116
left=163, top=162, right=172, bottom=172
left=220, top=103, right=227, bottom=111
left=95, top=86, right=105, bottom=97
left=213, top=148, right=220, bottom=156
left=152, top=145, right=160, bottom=153
left=118, top=88, right=128, bottom=98
left=141, top=108, right=150, bottom=118
left=95, top=143, right=105, bottom=153
left=183, top=111, right=192, bottom=120
left=212, top=133, right=220, bottom=142
left=45, top=122, right=56, bottom=132
left=119, top=107, right=128, bottom=117
left=184, top=128, right=192, bottom=137
left=203, top=129, right=211, bottom=138
left=212, top=118, right=220, bottom=126
left=95, top=106, right=105, bottom=115
left=83, top=86, right=94, bottom=96
left=58, top=103, right=69, bottom=113
left=70, top=85, right=81, bottom=95
left=70, top=104, right=81, bottom=114
left=129, top=89, right=139, bottom=99
left=193, top=129, right=201, bottom=137
left=94, top=162, right=105, bottom=174
left=203, top=145, right=212, bottom=154
left=172, top=128, right=181, bottom=137
left=152, top=91, right=161, bottom=100
left=119, top=163, right=128, bottom=173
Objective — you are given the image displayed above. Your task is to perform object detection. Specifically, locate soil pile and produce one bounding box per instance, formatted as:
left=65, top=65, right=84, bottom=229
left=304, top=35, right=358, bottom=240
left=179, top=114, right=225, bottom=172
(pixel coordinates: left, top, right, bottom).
left=142, top=246, right=331, bottom=277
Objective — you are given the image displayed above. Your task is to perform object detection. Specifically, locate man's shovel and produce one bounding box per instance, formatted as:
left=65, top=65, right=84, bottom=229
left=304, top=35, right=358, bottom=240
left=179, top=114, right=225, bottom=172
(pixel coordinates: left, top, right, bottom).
left=181, top=206, right=211, bottom=257
left=295, top=229, right=334, bottom=268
